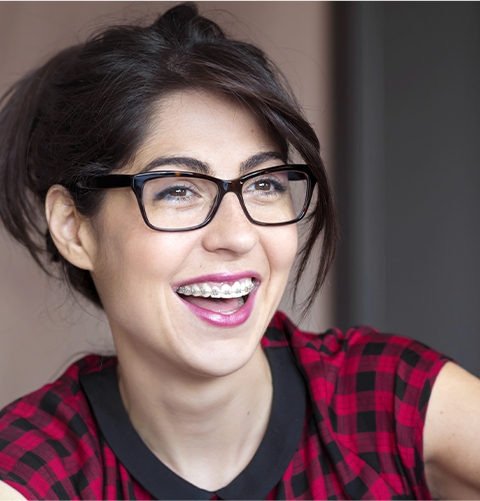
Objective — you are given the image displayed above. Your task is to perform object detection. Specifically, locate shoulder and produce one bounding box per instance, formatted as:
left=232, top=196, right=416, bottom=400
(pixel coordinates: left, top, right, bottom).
left=424, top=362, right=480, bottom=499
left=0, top=481, right=27, bottom=500
left=268, top=311, right=452, bottom=498
left=0, top=355, right=116, bottom=500
left=267, top=311, right=450, bottom=388
left=0, top=355, right=113, bottom=438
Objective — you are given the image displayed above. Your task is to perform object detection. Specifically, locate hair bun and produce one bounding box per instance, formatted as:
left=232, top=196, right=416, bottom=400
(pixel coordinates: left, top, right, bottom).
left=154, top=2, right=226, bottom=46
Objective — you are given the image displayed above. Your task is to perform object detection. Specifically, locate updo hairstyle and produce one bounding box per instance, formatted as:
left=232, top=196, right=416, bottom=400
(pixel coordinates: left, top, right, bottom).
left=0, top=3, right=338, bottom=313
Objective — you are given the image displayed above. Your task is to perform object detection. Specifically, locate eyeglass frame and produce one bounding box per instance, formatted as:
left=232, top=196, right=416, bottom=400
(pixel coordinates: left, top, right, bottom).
left=77, top=164, right=316, bottom=232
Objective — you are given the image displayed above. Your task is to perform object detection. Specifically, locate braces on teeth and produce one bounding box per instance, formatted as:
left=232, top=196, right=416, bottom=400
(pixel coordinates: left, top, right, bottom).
left=176, top=278, right=255, bottom=299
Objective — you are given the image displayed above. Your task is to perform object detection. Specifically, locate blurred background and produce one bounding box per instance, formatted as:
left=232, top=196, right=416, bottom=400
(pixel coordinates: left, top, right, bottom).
left=0, top=2, right=479, bottom=408
left=333, top=2, right=480, bottom=378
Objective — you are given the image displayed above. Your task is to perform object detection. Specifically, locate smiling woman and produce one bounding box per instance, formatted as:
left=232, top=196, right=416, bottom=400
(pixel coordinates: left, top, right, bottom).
left=1, top=3, right=480, bottom=501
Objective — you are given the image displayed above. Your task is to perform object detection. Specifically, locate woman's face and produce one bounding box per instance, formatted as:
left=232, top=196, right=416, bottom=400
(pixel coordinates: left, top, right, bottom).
left=88, top=91, right=298, bottom=378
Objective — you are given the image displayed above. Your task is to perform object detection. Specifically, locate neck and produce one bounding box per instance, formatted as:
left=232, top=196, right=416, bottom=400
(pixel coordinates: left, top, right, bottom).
left=116, top=342, right=273, bottom=491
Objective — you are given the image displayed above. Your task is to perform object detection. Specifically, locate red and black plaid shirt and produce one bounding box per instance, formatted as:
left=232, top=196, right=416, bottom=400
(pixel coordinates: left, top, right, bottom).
left=0, top=311, right=450, bottom=499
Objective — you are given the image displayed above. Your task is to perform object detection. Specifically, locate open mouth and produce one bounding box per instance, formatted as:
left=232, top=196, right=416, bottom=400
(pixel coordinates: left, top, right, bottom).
left=175, top=277, right=255, bottom=315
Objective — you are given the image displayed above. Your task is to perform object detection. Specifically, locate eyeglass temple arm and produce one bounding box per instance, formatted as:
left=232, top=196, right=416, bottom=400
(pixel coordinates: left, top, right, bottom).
left=77, top=174, right=133, bottom=190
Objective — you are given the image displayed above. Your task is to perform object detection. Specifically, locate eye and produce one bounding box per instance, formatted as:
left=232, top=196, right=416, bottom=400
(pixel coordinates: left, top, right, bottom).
left=244, top=175, right=288, bottom=195
left=143, top=176, right=218, bottom=211
left=143, top=178, right=201, bottom=206
left=254, top=180, right=273, bottom=191
left=160, top=186, right=193, bottom=199
left=152, top=184, right=200, bottom=205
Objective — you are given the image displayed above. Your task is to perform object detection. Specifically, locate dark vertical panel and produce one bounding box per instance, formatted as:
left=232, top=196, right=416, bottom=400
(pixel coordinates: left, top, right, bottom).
left=333, top=3, right=387, bottom=331
left=333, top=2, right=352, bottom=331
left=350, top=3, right=387, bottom=330
left=334, top=2, right=480, bottom=376
left=384, top=3, right=480, bottom=375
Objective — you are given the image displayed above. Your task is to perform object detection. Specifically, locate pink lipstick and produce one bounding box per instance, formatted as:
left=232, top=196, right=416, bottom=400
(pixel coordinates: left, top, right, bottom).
left=173, top=272, right=259, bottom=327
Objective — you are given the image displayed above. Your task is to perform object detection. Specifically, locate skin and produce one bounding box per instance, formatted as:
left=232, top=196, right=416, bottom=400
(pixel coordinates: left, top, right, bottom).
left=1, top=91, right=480, bottom=498
left=424, top=362, right=480, bottom=499
left=51, top=91, right=296, bottom=490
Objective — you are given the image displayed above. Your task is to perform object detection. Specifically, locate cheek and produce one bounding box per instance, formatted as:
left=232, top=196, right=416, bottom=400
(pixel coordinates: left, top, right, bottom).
left=263, top=225, right=298, bottom=280
left=88, top=194, right=197, bottom=307
left=95, top=232, right=192, bottom=288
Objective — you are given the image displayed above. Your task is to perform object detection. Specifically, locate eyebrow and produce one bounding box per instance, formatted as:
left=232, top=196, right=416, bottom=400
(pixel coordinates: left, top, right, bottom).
left=240, top=151, right=284, bottom=174
left=139, top=151, right=285, bottom=176
left=140, top=157, right=210, bottom=174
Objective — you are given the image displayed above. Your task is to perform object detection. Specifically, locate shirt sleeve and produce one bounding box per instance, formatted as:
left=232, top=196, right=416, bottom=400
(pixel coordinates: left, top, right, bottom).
left=0, top=381, right=103, bottom=500
left=348, top=328, right=453, bottom=499
left=389, top=336, right=452, bottom=498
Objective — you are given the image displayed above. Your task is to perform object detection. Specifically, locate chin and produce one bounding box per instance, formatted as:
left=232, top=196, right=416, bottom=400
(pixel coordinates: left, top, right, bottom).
left=177, top=331, right=265, bottom=380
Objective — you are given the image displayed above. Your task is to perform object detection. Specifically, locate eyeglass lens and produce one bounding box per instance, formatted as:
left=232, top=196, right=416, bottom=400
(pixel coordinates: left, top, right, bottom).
left=141, top=169, right=310, bottom=230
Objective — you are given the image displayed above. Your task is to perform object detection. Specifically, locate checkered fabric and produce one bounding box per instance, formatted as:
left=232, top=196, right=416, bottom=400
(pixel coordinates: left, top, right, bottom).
left=0, top=311, right=450, bottom=499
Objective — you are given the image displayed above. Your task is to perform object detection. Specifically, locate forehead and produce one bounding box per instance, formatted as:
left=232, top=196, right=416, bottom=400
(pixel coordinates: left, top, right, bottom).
left=131, top=91, right=283, bottom=176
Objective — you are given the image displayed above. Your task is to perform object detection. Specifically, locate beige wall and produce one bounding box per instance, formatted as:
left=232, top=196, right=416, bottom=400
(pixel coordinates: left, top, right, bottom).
left=0, top=2, right=334, bottom=408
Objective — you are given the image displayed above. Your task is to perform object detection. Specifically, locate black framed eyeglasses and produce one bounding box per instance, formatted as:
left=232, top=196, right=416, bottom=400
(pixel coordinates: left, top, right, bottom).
left=79, top=164, right=316, bottom=232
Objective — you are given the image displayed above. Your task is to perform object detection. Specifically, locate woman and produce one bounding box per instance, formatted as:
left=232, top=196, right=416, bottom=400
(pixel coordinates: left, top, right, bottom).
left=0, top=4, right=479, bottom=500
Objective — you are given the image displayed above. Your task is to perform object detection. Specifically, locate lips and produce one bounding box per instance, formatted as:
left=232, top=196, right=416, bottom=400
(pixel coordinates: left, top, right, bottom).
left=173, top=274, right=258, bottom=326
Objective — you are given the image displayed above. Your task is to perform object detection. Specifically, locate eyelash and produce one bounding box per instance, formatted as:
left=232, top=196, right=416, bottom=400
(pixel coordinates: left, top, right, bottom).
left=155, top=184, right=198, bottom=202
left=244, top=176, right=288, bottom=195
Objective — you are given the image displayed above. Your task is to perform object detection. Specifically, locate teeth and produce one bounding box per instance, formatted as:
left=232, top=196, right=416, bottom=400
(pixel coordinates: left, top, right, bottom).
left=177, top=278, right=254, bottom=299
left=201, top=283, right=211, bottom=298
left=231, top=281, right=242, bottom=298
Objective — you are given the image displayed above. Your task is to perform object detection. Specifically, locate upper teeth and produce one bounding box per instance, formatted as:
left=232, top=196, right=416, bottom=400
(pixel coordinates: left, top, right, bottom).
left=177, top=278, right=254, bottom=299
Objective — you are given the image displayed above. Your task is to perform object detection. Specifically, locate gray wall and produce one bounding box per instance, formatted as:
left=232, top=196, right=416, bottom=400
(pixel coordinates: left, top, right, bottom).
left=335, top=2, right=480, bottom=376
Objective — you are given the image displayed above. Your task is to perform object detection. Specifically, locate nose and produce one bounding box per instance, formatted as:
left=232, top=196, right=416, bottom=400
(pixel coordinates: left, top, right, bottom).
left=201, top=192, right=258, bottom=255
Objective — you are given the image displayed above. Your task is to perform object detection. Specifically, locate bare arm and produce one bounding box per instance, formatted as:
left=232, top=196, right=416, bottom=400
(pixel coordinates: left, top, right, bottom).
left=0, top=481, right=27, bottom=500
left=424, top=361, right=480, bottom=499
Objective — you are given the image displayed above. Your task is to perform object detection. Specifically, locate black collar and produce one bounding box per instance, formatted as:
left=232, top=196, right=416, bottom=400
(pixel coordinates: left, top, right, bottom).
left=80, top=331, right=306, bottom=500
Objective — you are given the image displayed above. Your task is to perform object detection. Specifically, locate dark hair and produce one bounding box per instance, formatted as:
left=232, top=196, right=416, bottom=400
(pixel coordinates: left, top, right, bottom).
left=0, top=3, right=338, bottom=314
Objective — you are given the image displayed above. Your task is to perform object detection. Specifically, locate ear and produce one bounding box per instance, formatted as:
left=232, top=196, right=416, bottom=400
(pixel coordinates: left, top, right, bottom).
left=45, top=185, right=96, bottom=271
